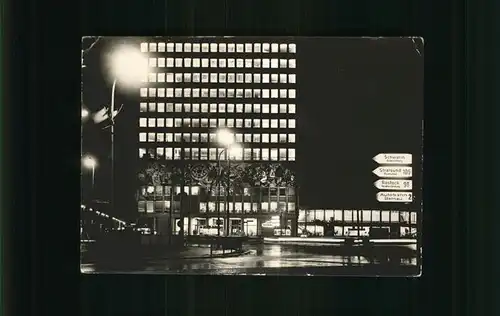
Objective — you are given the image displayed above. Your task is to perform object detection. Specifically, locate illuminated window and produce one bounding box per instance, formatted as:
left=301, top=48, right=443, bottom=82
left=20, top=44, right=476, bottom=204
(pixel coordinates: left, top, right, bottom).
left=139, top=133, right=147, bottom=142
left=381, top=211, right=390, bottom=222
left=288, top=134, right=296, bottom=143
left=183, top=118, right=191, bottom=127
left=148, top=118, right=156, bottom=127
left=279, top=148, right=287, bottom=161
left=244, top=134, right=252, bottom=143
left=219, top=73, right=227, bottom=83
left=280, top=89, right=287, bottom=98
left=261, top=119, right=269, bottom=129
left=270, top=134, right=278, bottom=143
left=270, top=104, right=278, bottom=114
left=228, top=59, right=235, bottom=68
left=174, top=148, right=182, bottom=160
left=139, top=148, right=146, bottom=158
left=270, top=119, right=278, bottom=128
left=288, top=119, right=296, bottom=128
left=245, top=73, right=252, bottom=83
left=193, top=88, right=200, bottom=98
left=157, top=57, right=165, bottom=67
left=210, top=73, right=218, bottom=83
left=235, top=134, right=243, bottom=142
left=192, top=119, right=199, bottom=128
left=191, top=58, right=200, bottom=68
left=262, top=89, right=269, bottom=98
left=278, top=44, right=287, bottom=53
left=262, top=43, right=270, bottom=53
left=218, top=118, right=226, bottom=127
left=219, top=89, right=226, bottom=98
left=193, top=73, right=200, bottom=82
left=289, top=89, right=296, bottom=98
left=173, top=73, right=181, bottom=83
left=157, top=88, right=165, bottom=97
left=279, top=119, right=287, bottom=128
left=288, top=149, right=295, bottom=161
left=149, top=43, right=157, bottom=52
left=262, top=148, right=269, bottom=160
left=166, top=103, right=174, bottom=112
left=200, top=148, right=208, bottom=160
left=200, top=133, right=208, bottom=142
left=253, top=134, right=261, bottom=143
left=165, top=133, right=173, bottom=142
left=166, top=58, right=174, bottom=68
left=227, top=43, right=235, bottom=52
left=201, top=73, right=209, bottom=83
left=219, top=59, right=226, bottom=68
left=226, top=73, right=234, bottom=83
left=253, top=59, right=261, bottom=68
left=148, top=73, right=157, bottom=82
left=165, top=118, right=173, bottom=127
left=164, top=73, right=172, bottom=83
left=236, top=59, right=244, bottom=68
left=288, top=43, right=296, bottom=53
left=183, top=133, right=191, bottom=142
left=279, top=134, right=287, bottom=143
left=201, top=43, right=209, bottom=52
left=157, top=133, right=165, bottom=142
left=218, top=103, right=226, bottom=113
left=228, top=89, right=235, bottom=98
left=236, top=104, right=244, bottom=113
left=243, top=148, right=252, bottom=160
left=174, top=133, right=181, bottom=142
left=262, top=104, right=270, bottom=113
left=236, top=73, right=243, bottom=83
left=157, top=103, right=165, bottom=112
left=262, top=133, right=269, bottom=143
left=245, top=89, right=252, bottom=98
left=165, top=148, right=173, bottom=160
left=279, top=59, right=287, bottom=68
left=157, top=118, right=165, bottom=127
left=193, top=43, right=200, bottom=52
left=235, top=119, right=243, bottom=128
left=198, top=58, right=208, bottom=68
left=209, top=118, right=217, bottom=127
left=262, top=59, right=270, bottom=69
left=253, top=119, right=260, bottom=128
left=271, top=59, right=278, bottom=68
left=201, top=104, right=208, bottom=113
left=182, top=43, right=190, bottom=52
left=210, top=59, right=218, bottom=68
left=157, top=148, right=164, bottom=158
left=251, top=149, right=260, bottom=160
left=210, top=89, right=217, bottom=98
left=140, top=88, right=148, bottom=97
left=166, top=88, right=173, bottom=98
left=173, top=43, right=181, bottom=52
left=175, top=103, right=182, bottom=112
left=209, top=148, right=217, bottom=160
left=140, top=102, right=147, bottom=113
left=270, top=74, right=278, bottom=83
left=245, top=59, right=252, bottom=68
left=227, top=103, right=235, bottom=112
left=201, top=89, right=209, bottom=97
left=234, top=44, right=242, bottom=52
left=175, top=58, right=183, bottom=67
left=271, top=43, right=278, bottom=52
left=210, top=43, right=217, bottom=52
left=227, top=118, right=234, bottom=128
left=271, top=89, right=278, bottom=98
left=140, top=43, right=148, bottom=52
left=148, top=132, right=155, bottom=142
left=183, top=73, right=191, bottom=83
left=157, top=73, right=165, bottom=83
left=183, top=103, right=191, bottom=112
left=288, top=59, right=296, bottom=68
left=174, top=118, right=182, bottom=127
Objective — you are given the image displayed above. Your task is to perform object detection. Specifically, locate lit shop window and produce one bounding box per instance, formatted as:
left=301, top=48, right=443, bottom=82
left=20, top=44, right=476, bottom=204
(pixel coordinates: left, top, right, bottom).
left=279, top=104, right=287, bottom=113
left=218, top=118, right=226, bottom=127
left=165, top=103, right=174, bottom=112
left=140, top=43, right=148, bottom=52
left=236, top=73, right=244, bottom=83
left=227, top=119, right=234, bottom=128
left=288, top=89, right=296, bottom=99
left=227, top=59, right=235, bottom=68
left=202, top=59, right=209, bottom=68
left=289, top=59, right=296, bottom=68
left=262, top=148, right=269, bottom=160
left=166, top=88, right=173, bottom=98
left=227, top=73, right=235, bottom=83
left=226, top=43, right=234, bottom=52
left=252, top=73, right=260, bottom=84
left=209, top=119, right=217, bottom=128
left=288, top=104, right=296, bottom=114
left=164, top=148, right=172, bottom=160
left=166, top=58, right=174, bottom=67
left=210, top=89, right=217, bottom=98
left=174, top=133, right=181, bottom=142
left=279, top=59, right=288, bottom=68
left=157, top=148, right=164, bottom=158
left=173, top=148, right=182, bottom=160
left=279, top=148, right=287, bottom=161
left=192, top=119, right=200, bottom=128
left=200, top=148, right=208, bottom=160
left=245, top=89, right=252, bottom=98
left=164, top=73, right=172, bottom=83
left=139, top=133, right=147, bottom=142
left=174, top=73, right=182, bottom=83
left=217, top=43, right=226, bottom=52
left=201, top=103, right=208, bottom=113
left=289, top=74, right=296, bottom=83
left=234, top=44, right=242, bottom=52
left=271, top=74, right=278, bottom=83
left=158, top=73, right=165, bottom=82
left=175, top=58, right=183, bottom=67
left=192, top=133, right=199, bottom=142
left=201, top=89, right=209, bottom=97
left=288, top=119, right=296, bottom=128
left=165, top=118, right=173, bottom=127
left=235, top=119, right=243, bottom=128
left=288, top=149, right=296, bottom=161
left=271, top=43, right=278, bottom=53
left=209, top=43, right=217, bottom=52
left=288, top=134, right=296, bottom=143
left=157, top=103, right=165, bottom=112
left=149, top=43, right=157, bottom=52
left=201, top=73, right=209, bottom=83
left=148, top=118, right=156, bottom=127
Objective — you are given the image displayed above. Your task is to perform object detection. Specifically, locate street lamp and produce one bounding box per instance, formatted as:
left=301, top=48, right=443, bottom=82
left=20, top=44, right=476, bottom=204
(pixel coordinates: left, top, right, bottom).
left=105, top=44, right=149, bottom=216
left=82, top=155, right=98, bottom=189
left=215, top=129, right=241, bottom=236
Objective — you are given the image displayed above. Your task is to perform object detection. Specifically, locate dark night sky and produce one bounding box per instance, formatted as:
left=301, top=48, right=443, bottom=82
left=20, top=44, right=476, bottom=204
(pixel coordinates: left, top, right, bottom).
left=82, top=37, right=423, bottom=220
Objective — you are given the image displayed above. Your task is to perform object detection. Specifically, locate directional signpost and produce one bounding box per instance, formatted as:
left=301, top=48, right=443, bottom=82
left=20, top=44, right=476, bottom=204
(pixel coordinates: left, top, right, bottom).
left=374, top=179, right=412, bottom=190
left=376, top=192, right=413, bottom=203
left=372, top=166, right=412, bottom=178
left=373, top=153, right=413, bottom=204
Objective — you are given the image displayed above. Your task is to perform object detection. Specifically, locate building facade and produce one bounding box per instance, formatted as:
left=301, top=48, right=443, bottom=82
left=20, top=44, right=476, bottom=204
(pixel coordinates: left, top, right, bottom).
left=136, top=38, right=299, bottom=236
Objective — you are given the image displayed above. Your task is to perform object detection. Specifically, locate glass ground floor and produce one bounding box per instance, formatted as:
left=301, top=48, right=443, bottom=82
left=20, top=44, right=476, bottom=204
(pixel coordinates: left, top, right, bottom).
left=137, top=209, right=419, bottom=238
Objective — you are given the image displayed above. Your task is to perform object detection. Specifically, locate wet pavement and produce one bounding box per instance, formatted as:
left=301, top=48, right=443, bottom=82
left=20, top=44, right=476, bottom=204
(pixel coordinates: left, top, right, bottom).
left=81, top=243, right=419, bottom=276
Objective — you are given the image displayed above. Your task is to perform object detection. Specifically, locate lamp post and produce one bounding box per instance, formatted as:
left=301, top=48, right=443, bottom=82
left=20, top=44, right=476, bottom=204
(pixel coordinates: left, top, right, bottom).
left=106, top=44, right=149, bottom=216
left=216, top=129, right=241, bottom=236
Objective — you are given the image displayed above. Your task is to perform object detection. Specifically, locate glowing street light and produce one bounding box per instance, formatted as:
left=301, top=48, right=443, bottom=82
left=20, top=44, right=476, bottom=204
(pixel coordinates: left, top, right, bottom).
left=81, top=108, right=89, bottom=120
left=216, top=128, right=235, bottom=147
left=82, top=155, right=98, bottom=189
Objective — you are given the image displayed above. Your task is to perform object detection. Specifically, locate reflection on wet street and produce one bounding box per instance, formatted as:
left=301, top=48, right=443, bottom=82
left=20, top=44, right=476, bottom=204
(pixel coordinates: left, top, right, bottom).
left=81, top=243, right=418, bottom=275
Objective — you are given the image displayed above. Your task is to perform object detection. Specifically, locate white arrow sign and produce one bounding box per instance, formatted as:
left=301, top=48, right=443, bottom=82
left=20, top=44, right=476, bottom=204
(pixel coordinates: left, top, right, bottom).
left=374, top=179, right=413, bottom=190
left=373, top=153, right=412, bottom=165
left=376, top=192, right=413, bottom=203
left=372, top=166, right=412, bottom=178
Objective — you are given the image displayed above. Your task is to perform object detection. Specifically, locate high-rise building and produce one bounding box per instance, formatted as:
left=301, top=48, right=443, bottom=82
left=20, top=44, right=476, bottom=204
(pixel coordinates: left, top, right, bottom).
left=136, top=38, right=299, bottom=237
